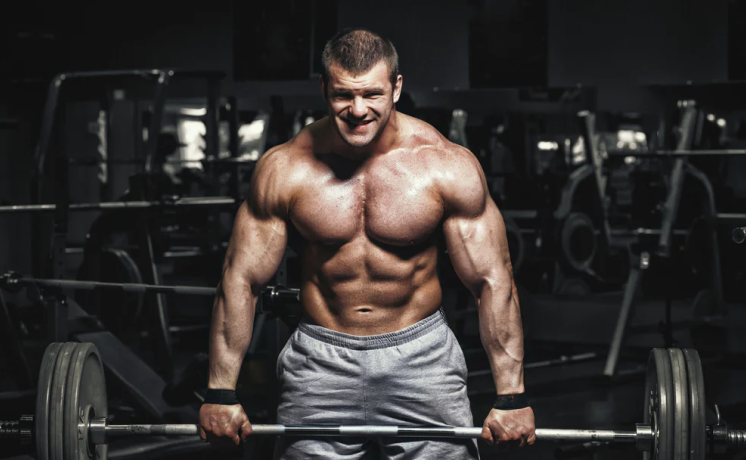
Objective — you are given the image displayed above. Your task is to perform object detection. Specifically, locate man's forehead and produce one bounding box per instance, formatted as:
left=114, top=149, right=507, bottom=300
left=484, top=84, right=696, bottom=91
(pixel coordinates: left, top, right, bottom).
left=327, top=62, right=391, bottom=89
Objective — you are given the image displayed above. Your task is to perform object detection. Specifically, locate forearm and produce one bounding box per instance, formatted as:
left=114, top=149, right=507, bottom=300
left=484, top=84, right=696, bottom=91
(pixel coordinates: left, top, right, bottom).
left=476, top=279, right=525, bottom=395
left=207, top=269, right=258, bottom=390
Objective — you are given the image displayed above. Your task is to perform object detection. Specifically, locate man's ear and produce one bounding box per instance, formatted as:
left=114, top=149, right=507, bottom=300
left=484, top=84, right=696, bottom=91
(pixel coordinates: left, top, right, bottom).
left=392, top=75, right=403, bottom=104
left=319, top=74, right=327, bottom=102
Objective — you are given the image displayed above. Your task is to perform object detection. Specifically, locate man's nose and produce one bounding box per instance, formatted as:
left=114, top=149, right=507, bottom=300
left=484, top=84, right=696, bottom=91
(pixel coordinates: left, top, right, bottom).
left=349, top=97, right=368, bottom=119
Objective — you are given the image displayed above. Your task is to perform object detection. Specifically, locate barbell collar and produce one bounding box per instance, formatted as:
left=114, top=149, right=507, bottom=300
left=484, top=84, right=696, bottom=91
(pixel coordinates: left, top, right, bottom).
left=635, top=423, right=654, bottom=451
left=710, top=423, right=746, bottom=451
left=88, top=417, right=107, bottom=445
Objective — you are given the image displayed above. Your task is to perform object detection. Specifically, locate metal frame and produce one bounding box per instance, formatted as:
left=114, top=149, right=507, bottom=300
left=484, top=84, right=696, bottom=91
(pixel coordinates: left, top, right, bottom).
left=26, top=68, right=227, bottom=378
left=603, top=101, right=726, bottom=376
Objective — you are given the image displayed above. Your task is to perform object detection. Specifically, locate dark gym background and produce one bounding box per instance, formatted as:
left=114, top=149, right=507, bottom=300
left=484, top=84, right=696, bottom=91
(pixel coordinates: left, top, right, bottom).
left=1, top=1, right=745, bottom=459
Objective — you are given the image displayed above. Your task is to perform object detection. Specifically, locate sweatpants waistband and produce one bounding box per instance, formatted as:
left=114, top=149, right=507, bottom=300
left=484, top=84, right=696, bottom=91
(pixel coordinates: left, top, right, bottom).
left=297, top=308, right=447, bottom=350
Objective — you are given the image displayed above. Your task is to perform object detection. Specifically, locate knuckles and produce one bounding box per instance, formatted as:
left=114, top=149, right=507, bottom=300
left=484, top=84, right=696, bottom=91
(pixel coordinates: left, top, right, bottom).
left=198, top=406, right=250, bottom=440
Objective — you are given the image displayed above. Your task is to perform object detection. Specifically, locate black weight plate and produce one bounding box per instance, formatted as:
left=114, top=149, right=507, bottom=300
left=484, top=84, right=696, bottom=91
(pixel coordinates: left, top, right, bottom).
left=49, top=343, right=78, bottom=460
left=35, top=343, right=64, bottom=460
left=644, top=349, right=674, bottom=460
left=683, top=349, right=706, bottom=460
left=64, top=342, right=108, bottom=460
left=668, top=349, right=690, bottom=460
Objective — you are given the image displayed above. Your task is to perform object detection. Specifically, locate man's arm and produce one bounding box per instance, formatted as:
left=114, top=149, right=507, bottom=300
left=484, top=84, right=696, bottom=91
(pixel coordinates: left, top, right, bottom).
left=441, top=149, right=524, bottom=395
left=441, top=147, right=533, bottom=445
left=208, top=151, right=290, bottom=390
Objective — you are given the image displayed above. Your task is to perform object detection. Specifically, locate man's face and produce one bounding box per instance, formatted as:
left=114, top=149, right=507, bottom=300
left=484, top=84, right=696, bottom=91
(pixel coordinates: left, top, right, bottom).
left=322, top=61, right=402, bottom=149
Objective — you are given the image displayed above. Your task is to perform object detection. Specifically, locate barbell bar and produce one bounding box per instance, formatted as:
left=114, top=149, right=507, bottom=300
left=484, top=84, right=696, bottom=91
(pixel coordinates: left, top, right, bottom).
left=98, top=421, right=644, bottom=443
left=0, top=196, right=238, bottom=214
left=0, top=415, right=646, bottom=444
left=0, top=271, right=299, bottom=303
left=70, top=157, right=257, bottom=166
left=609, top=149, right=746, bottom=156
left=2, top=341, right=745, bottom=460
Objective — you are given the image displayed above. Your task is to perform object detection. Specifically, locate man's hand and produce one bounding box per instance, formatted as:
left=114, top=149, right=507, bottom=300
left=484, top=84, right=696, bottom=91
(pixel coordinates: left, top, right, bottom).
left=199, top=404, right=252, bottom=449
left=481, top=407, right=536, bottom=447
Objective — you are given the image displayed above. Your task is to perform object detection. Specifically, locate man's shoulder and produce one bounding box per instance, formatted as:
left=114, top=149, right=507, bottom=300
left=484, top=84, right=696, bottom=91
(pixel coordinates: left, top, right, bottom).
left=400, top=119, right=485, bottom=215
left=401, top=114, right=475, bottom=164
left=255, top=134, right=316, bottom=184
left=249, top=133, right=319, bottom=216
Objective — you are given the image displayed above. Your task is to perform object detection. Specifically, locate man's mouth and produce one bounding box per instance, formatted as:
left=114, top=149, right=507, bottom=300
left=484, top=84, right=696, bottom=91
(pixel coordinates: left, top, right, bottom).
left=344, top=119, right=374, bottom=130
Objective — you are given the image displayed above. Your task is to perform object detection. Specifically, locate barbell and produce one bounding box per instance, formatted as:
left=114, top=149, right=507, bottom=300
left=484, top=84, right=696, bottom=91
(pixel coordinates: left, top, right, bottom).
left=0, top=196, right=238, bottom=214
left=0, top=271, right=300, bottom=305
left=1, top=342, right=744, bottom=460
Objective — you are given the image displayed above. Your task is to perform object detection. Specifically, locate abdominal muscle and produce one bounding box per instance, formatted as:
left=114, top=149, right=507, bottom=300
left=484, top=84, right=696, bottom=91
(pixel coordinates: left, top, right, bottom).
left=298, top=238, right=443, bottom=336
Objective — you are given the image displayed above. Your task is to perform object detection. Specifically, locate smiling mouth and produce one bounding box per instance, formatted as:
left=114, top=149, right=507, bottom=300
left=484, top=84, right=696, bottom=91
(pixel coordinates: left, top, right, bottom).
left=344, top=119, right=373, bottom=128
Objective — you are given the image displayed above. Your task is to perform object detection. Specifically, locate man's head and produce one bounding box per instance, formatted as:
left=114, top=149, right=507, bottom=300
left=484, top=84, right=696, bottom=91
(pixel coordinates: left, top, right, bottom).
left=320, top=28, right=403, bottom=149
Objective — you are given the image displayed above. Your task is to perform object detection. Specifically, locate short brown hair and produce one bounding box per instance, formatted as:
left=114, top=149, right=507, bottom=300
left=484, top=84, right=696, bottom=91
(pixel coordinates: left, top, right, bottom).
left=321, top=28, right=399, bottom=88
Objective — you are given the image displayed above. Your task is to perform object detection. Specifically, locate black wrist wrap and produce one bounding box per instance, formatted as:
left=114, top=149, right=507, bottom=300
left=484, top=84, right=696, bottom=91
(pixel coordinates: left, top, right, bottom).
left=203, top=389, right=240, bottom=405
left=493, top=393, right=530, bottom=410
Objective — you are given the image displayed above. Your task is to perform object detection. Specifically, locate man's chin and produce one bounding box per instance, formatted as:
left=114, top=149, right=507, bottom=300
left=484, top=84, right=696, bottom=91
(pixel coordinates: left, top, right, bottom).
left=339, top=132, right=376, bottom=148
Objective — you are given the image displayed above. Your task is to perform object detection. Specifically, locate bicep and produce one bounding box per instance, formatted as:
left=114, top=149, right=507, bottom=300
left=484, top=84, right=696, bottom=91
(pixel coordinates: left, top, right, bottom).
left=439, top=146, right=513, bottom=293
left=443, top=194, right=513, bottom=295
left=221, top=152, right=291, bottom=293
left=222, top=200, right=288, bottom=292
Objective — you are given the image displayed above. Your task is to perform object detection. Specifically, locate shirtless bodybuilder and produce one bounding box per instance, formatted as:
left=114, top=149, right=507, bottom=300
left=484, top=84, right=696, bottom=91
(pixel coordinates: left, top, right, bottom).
left=199, top=28, right=536, bottom=459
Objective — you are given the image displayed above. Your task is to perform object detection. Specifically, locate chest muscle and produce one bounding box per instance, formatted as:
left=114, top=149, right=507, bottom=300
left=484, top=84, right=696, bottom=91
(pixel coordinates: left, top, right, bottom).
left=290, top=171, right=442, bottom=246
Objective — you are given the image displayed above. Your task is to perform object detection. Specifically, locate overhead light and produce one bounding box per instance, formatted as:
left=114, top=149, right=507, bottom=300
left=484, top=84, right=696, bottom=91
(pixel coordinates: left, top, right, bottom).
left=538, top=141, right=559, bottom=151
left=717, top=118, right=727, bottom=128
left=180, top=108, right=207, bottom=117
left=618, top=130, right=635, bottom=143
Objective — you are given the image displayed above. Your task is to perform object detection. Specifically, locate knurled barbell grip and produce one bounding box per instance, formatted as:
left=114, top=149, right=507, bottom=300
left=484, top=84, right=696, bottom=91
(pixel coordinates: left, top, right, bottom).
left=728, top=429, right=746, bottom=450
left=535, top=428, right=638, bottom=443
left=99, top=421, right=641, bottom=442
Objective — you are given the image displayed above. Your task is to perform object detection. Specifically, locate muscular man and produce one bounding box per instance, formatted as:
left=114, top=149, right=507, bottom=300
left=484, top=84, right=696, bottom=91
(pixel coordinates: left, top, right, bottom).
left=199, top=28, right=536, bottom=459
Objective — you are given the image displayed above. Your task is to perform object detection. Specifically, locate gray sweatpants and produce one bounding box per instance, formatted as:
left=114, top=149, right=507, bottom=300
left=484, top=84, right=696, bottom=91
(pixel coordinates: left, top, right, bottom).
left=273, top=308, right=480, bottom=460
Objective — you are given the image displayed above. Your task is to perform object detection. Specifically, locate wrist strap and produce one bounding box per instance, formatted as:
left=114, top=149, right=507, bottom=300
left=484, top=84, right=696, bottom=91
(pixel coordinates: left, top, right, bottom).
left=203, top=389, right=240, bottom=405
left=493, top=393, right=530, bottom=410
